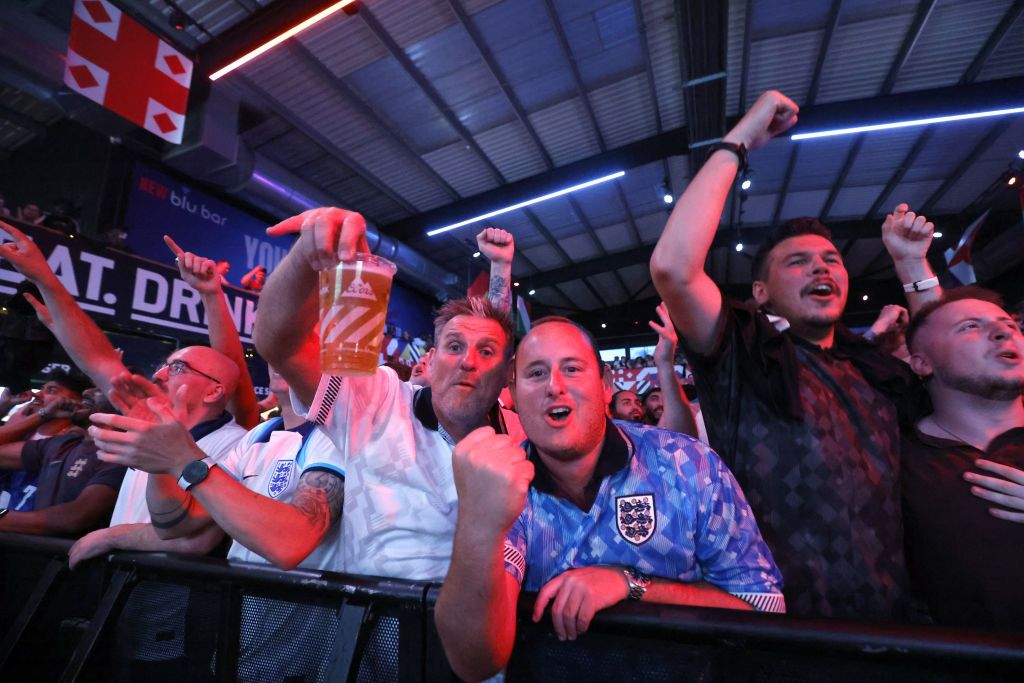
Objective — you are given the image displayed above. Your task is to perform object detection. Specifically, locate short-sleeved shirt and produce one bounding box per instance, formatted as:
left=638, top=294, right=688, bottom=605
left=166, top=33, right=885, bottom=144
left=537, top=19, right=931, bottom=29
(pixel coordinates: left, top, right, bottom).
left=109, top=412, right=246, bottom=526
left=218, top=417, right=345, bottom=570
left=684, top=300, right=923, bottom=619
left=901, top=426, right=1024, bottom=629
left=503, top=420, right=785, bottom=613
left=19, top=433, right=126, bottom=510
left=300, top=366, right=520, bottom=580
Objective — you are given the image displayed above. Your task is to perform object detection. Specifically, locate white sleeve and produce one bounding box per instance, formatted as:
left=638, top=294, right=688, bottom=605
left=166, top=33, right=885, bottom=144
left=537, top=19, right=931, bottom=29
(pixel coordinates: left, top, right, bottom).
left=298, top=367, right=399, bottom=454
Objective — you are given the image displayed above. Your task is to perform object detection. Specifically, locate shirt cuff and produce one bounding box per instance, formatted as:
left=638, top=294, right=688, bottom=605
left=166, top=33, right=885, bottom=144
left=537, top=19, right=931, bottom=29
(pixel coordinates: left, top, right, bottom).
left=733, top=592, right=786, bottom=613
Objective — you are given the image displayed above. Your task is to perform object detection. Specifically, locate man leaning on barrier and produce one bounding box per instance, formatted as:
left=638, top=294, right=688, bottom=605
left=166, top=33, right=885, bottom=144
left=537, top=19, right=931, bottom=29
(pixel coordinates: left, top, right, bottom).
left=435, top=317, right=783, bottom=683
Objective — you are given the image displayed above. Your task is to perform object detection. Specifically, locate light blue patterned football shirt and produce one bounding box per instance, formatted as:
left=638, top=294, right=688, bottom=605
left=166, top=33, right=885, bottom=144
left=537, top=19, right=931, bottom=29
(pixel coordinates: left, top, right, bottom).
left=503, top=420, right=785, bottom=612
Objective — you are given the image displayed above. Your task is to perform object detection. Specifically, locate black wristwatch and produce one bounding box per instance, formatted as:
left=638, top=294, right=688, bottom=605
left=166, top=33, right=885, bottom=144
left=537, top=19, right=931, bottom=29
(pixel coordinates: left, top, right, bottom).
left=623, top=566, right=652, bottom=601
left=177, top=458, right=212, bottom=491
left=707, top=141, right=749, bottom=172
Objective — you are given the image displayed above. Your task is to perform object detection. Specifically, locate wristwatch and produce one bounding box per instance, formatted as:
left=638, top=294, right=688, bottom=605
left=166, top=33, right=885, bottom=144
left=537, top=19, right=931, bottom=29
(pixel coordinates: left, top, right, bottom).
left=707, top=141, right=749, bottom=172
left=623, top=566, right=651, bottom=601
left=177, top=458, right=213, bottom=492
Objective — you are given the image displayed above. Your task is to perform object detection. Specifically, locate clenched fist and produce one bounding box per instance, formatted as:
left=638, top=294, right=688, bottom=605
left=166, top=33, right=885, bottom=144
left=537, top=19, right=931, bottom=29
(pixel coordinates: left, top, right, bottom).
left=452, top=426, right=534, bottom=535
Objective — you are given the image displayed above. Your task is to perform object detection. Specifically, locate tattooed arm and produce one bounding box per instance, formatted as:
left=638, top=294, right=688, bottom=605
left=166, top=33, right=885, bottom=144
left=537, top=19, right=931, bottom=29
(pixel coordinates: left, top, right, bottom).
left=477, top=227, right=514, bottom=314
left=154, top=464, right=343, bottom=570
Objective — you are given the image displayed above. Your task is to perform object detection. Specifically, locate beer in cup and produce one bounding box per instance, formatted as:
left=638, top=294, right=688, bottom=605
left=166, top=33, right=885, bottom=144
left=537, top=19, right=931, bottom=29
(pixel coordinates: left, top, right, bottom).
left=318, top=253, right=397, bottom=375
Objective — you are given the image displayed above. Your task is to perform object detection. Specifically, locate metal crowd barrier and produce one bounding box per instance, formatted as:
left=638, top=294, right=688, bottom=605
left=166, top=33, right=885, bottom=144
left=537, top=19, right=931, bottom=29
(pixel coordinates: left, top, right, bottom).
left=2, top=532, right=1023, bottom=682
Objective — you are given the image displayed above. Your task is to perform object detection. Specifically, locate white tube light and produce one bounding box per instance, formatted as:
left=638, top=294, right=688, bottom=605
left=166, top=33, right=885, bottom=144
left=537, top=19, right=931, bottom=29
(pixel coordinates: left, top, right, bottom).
left=210, top=0, right=358, bottom=81
left=791, top=106, right=1024, bottom=141
left=426, top=171, right=626, bottom=237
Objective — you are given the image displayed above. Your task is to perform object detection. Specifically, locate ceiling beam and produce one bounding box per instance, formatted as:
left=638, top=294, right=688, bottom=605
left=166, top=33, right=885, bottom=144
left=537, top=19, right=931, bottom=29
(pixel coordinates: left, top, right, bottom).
left=0, top=103, right=46, bottom=137
left=960, top=0, right=1024, bottom=85
left=738, top=0, right=754, bottom=113
left=676, top=0, right=728, bottom=175
left=524, top=213, right=961, bottom=290
left=772, top=0, right=842, bottom=226
left=881, top=0, right=937, bottom=93
left=920, top=118, right=1013, bottom=215
left=820, top=135, right=864, bottom=220
left=381, top=77, right=1024, bottom=241
left=631, top=0, right=664, bottom=132
left=357, top=5, right=505, bottom=186
left=864, top=126, right=935, bottom=218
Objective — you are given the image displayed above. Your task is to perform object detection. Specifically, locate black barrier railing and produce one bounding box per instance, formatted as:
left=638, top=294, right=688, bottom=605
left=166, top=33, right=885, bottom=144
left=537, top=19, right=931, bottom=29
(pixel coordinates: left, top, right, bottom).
left=3, top=532, right=1024, bottom=682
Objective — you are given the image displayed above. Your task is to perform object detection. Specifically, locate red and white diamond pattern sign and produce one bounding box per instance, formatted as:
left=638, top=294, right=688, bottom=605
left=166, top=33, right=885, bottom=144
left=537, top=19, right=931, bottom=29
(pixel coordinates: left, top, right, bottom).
left=64, top=0, right=192, bottom=143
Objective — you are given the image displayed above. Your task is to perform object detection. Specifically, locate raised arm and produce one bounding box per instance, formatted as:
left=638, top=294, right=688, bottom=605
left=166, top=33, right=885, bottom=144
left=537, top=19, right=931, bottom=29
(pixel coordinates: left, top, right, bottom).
left=164, top=236, right=259, bottom=429
left=650, top=91, right=799, bottom=354
left=0, top=221, right=125, bottom=395
left=649, top=302, right=698, bottom=437
left=476, top=227, right=514, bottom=314
left=881, top=203, right=943, bottom=314
left=256, top=208, right=368, bottom=406
left=435, top=428, right=534, bottom=682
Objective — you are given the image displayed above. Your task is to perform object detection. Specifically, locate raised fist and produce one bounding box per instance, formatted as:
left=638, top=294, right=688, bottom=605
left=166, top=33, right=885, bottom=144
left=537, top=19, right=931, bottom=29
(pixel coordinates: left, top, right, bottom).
left=882, top=203, right=934, bottom=264
left=724, top=90, right=800, bottom=150
left=451, top=426, right=534, bottom=534
left=476, top=227, right=515, bottom=265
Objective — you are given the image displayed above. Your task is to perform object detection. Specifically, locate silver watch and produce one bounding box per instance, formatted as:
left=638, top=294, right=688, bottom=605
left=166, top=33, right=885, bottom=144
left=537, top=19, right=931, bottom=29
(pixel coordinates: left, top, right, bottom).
left=623, top=566, right=651, bottom=601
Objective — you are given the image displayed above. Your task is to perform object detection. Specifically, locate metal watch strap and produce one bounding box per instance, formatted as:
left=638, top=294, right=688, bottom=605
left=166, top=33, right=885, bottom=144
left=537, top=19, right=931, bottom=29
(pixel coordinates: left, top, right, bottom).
left=623, top=567, right=651, bottom=601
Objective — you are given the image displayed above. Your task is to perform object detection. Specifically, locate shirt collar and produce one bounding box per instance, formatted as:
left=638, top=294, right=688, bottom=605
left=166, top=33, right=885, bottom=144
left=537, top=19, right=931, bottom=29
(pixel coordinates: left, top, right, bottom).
left=189, top=410, right=233, bottom=441
left=525, top=418, right=632, bottom=498
left=412, top=387, right=508, bottom=443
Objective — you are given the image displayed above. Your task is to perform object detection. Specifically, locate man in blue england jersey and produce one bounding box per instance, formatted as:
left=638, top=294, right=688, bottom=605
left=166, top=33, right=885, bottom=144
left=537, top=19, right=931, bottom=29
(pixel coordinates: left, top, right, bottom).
left=435, top=316, right=783, bottom=682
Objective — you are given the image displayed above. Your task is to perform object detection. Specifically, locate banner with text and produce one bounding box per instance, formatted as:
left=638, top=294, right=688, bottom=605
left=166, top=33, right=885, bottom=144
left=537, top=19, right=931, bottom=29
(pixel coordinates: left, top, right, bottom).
left=123, top=163, right=292, bottom=280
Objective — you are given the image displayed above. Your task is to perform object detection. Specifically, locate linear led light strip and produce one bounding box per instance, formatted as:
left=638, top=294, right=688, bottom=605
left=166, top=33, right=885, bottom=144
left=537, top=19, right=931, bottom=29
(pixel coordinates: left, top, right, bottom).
left=791, top=106, right=1024, bottom=140
left=427, top=171, right=626, bottom=237
left=209, top=0, right=358, bottom=81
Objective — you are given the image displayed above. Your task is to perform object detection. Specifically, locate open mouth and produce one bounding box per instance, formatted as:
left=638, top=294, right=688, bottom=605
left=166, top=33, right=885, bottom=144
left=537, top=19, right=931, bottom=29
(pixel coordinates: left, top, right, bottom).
left=996, top=349, right=1021, bottom=362
left=546, top=406, right=572, bottom=423
left=804, top=282, right=837, bottom=298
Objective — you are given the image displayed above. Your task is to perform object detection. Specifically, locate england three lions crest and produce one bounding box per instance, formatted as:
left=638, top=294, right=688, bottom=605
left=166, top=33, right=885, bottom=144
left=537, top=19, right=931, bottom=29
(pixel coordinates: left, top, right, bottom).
left=267, top=460, right=294, bottom=499
left=616, top=494, right=656, bottom=544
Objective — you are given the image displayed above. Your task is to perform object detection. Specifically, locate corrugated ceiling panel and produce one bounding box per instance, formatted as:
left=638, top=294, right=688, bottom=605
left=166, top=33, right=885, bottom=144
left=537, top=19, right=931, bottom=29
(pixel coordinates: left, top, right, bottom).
left=746, top=30, right=820, bottom=106
left=725, top=0, right=747, bottom=115
left=874, top=179, right=945, bottom=217
left=462, top=0, right=505, bottom=13
left=842, top=238, right=884, bottom=277
left=641, top=0, right=685, bottom=129
left=559, top=232, right=603, bottom=262
left=257, top=130, right=325, bottom=169
left=569, top=1, right=647, bottom=88
left=892, top=0, right=1010, bottom=92
left=617, top=263, right=651, bottom=295
left=371, top=0, right=457, bottom=49
left=421, top=142, right=502, bottom=197
left=829, top=184, right=885, bottom=218
left=931, top=116, right=1024, bottom=211
left=529, top=97, right=603, bottom=165
left=296, top=155, right=358, bottom=191
left=634, top=211, right=666, bottom=242
left=590, top=73, right=658, bottom=148
left=559, top=278, right=602, bottom=309
left=977, top=11, right=1024, bottom=81
left=474, top=121, right=550, bottom=182
left=299, top=13, right=389, bottom=79
left=844, top=128, right=922, bottom=185
left=243, top=115, right=292, bottom=148
left=902, top=119, right=996, bottom=183
left=589, top=270, right=627, bottom=305
left=575, top=184, right=626, bottom=228
left=815, top=13, right=915, bottom=104
left=744, top=138, right=797, bottom=194
left=522, top=244, right=568, bottom=270
left=739, top=193, right=779, bottom=224
left=780, top=189, right=829, bottom=221
left=178, top=0, right=247, bottom=34
left=750, top=0, right=831, bottom=39
left=595, top=221, right=636, bottom=252
left=788, top=136, right=854, bottom=191
left=0, top=122, right=31, bottom=153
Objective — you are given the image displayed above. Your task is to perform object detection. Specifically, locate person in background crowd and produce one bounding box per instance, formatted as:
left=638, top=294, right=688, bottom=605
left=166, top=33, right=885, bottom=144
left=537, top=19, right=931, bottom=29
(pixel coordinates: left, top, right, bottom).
left=609, top=389, right=643, bottom=422
left=42, top=198, right=81, bottom=234
left=650, top=90, right=924, bottom=620
left=16, top=203, right=45, bottom=225
left=647, top=301, right=698, bottom=436
left=435, top=317, right=783, bottom=682
left=897, top=288, right=1024, bottom=629
left=240, top=264, right=267, bottom=292
left=216, top=259, right=231, bottom=285
left=0, top=388, right=125, bottom=536
left=0, top=192, right=11, bottom=218
left=864, top=304, right=911, bottom=363
left=255, top=206, right=524, bottom=581
left=409, top=348, right=433, bottom=387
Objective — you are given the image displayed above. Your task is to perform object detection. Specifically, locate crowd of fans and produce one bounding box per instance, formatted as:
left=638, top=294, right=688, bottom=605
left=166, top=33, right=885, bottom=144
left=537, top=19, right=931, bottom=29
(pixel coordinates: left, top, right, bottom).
left=0, top=90, right=1022, bottom=681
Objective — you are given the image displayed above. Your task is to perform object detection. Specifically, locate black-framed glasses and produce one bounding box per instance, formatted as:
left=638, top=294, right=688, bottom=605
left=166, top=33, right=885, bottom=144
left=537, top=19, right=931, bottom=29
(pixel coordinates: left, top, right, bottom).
left=159, top=359, right=222, bottom=385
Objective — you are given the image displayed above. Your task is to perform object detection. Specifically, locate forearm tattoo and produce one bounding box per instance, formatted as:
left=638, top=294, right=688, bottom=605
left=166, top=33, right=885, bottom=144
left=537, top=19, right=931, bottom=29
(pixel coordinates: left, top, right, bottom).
left=292, top=470, right=344, bottom=528
left=488, top=274, right=511, bottom=313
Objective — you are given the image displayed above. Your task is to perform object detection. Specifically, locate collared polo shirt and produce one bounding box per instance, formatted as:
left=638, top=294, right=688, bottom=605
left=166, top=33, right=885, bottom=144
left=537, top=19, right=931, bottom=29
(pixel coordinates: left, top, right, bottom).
left=301, top=366, right=519, bottom=580
left=503, top=420, right=785, bottom=613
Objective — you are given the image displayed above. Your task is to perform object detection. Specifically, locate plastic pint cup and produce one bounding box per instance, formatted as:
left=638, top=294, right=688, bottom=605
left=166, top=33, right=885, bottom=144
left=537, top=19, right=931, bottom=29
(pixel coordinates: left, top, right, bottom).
left=318, top=253, right=397, bottom=375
